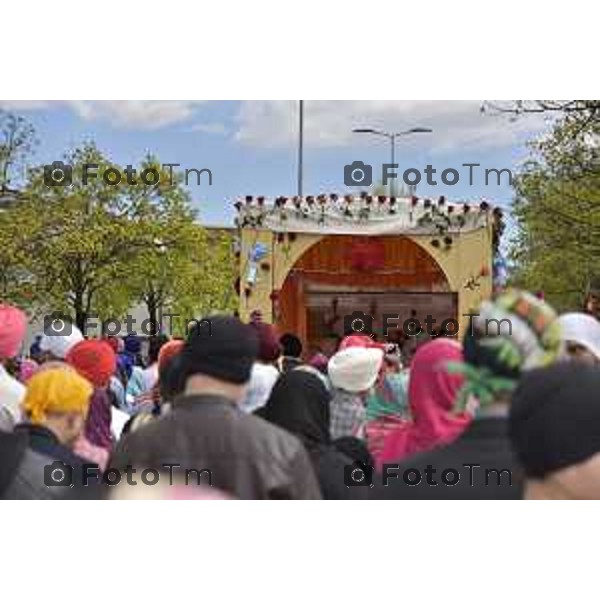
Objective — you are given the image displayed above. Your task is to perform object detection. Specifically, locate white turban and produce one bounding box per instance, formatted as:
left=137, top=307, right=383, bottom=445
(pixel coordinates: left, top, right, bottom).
left=39, top=324, right=84, bottom=359
left=328, top=347, right=384, bottom=393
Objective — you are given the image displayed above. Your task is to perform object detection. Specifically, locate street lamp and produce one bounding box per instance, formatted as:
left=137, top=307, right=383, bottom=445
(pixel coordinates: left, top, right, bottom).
left=298, top=100, right=304, bottom=197
left=352, top=127, right=432, bottom=196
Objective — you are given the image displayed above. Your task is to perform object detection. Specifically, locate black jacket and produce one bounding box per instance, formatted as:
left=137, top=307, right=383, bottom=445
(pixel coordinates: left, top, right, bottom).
left=0, top=430, right=65, bottom=499
left=376, top=417, right=523, bottom=499
left=110, top=394, right=322, bottom=499
left=14, top=423, right=94, bottom=468
left=310, top=446, right=371, bottom=499
left=261, top=368, right=371, bottom=499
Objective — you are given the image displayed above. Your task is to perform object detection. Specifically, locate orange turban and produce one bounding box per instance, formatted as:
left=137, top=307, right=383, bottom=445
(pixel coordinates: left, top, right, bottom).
left=66, top=340, right=116, bottom=387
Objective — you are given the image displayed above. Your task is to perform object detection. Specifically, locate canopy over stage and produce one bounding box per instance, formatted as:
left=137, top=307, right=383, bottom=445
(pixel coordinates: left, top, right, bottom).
left=235, top=194, right=504, bottom=352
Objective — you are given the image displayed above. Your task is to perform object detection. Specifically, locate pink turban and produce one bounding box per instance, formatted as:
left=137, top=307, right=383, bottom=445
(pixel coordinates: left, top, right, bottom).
left=0, top=304, right=27, bottom=360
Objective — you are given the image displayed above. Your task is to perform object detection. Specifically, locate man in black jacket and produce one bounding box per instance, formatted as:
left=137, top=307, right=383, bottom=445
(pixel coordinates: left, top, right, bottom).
left=376, top=403, right=523, bottom=499
left=111, top=316, right=322, bottom=499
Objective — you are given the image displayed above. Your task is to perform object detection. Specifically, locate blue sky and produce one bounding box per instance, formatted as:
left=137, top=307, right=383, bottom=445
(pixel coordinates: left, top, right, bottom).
left=1, top=100, right=552, bottom=226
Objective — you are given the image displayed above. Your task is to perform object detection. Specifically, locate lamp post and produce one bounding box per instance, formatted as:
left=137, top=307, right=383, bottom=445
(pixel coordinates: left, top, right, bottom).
left=352, top=127, right=432, bottom=196
left=298, top=100, right=304, bottom=197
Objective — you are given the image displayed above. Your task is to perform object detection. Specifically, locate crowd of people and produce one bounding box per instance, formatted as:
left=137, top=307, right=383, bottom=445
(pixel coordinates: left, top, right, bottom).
left=2, top=287, right=600, bottom=500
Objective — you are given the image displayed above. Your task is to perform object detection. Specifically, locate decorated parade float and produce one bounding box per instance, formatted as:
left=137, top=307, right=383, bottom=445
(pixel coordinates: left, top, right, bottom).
left=234, top=194, right=506, bottom=353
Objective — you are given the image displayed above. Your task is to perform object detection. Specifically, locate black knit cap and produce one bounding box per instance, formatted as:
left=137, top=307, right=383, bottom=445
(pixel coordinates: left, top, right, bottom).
left=509, top=363, right=600, bottom=478
left=180, top=315, right=258, bottom=384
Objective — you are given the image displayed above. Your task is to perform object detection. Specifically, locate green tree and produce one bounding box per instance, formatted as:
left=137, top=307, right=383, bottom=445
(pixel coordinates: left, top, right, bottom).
left=172, top=228, right=237, bottom=319
left=0, top=196, right=43, bottom=306
left=20, top=144, right=160, bottom=329
left=2, top=128, right=237, bottom=330
left=510, top=109, right=600, bottom=311
left=118, top=156, right=235, bottom=334
left=482, top=100, right=600, bottom=129
left=0, top=110, right=37, bottom=195
left=0, top=111, right=40, bottom=307
left=130, top=224, right=237, bottom=338
left=97, top=155, right=203, bottom=330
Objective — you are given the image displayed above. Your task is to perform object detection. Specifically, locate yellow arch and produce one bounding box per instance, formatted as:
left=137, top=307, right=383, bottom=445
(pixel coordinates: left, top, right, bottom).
left=239, top=225, right=493, bottom=336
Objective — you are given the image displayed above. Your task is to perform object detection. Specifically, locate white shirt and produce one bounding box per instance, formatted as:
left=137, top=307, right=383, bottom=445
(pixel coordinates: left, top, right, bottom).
left=0, top=365, right=25, bottom=431
left=241, top=363, right=280, bottom=413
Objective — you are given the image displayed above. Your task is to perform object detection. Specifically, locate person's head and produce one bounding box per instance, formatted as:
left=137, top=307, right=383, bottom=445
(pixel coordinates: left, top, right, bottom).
left=0, top=304, right=27, bottom=365
left=29, top=334, right=43, bottom=361
left=328, top=346, right=384, bottom=396
left=180, top=316, right=258, bottom=402
left=308, top=352, right=329, bottom=374
left=123, top=334, right=142, bottom=356
left=510, top=363, right=600, bottom=499
left=383, top=344, right=402, bottom=373
left=157, top=339, right=185, bottom=403
left=22, top=367, right=93, bottom=447
left=557, top=312, right=600, bottom=366
left=460, top=289, right=562, bottom=409
left=338, top=334, right=385, bottom=352
left=158, top=339, right=185, bottom=373
left=249, top=322, right=281, bottom=364
left=116, top=352, right=133, bottom=383
left=147, top=334, right=170, bottom=365
left=262, top=367, right=331, bottom=449
left=280, top=333, right=302, bottom=359
left=66, top=340, right=117, bottom=389
left=321, top=335, right=340, bottom=357
left=38, top=322, right=84, bottom=363
left=408, top=338, right=466, bottom=424
left=159, top=354, right=185, bottom=404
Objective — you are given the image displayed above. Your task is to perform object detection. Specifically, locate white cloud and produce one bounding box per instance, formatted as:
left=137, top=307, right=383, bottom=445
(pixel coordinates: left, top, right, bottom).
left=0, top=100, right=53, bottom=110
left=234, top=100, right=553, bottom=152
left=1, top=100, right=555, bottom=149
left=1, top=100, right=205, bottom=130
left=65, top=100, right=203, bottom=129
left=190, top=121, right=228, bottom=135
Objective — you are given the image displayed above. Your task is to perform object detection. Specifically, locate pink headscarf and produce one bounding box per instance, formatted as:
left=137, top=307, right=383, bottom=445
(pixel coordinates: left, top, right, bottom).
left=377, top=338, right=470, bottom=467
left=0, top=304, right=27, bottom=360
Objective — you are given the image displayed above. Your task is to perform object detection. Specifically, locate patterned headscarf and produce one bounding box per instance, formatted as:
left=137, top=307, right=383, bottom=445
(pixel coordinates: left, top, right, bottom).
left=450, top=289, right=563, bottom=410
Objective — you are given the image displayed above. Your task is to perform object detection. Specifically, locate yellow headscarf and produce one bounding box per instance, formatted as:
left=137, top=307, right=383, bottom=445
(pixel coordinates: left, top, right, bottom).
left=22, top=367, right=93, bottom=424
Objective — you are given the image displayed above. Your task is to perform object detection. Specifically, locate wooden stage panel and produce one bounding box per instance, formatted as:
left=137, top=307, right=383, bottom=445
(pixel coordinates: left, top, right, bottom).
left=276, top=235, right=452, bottom=351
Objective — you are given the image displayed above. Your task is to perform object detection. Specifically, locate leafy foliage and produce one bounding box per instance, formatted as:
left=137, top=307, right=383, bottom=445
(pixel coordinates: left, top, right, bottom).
left=510, top=107, right=600, bottom=311
left=0, top=122, right=237, bottom=330
left=0, top=110, right=38, bottom=192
